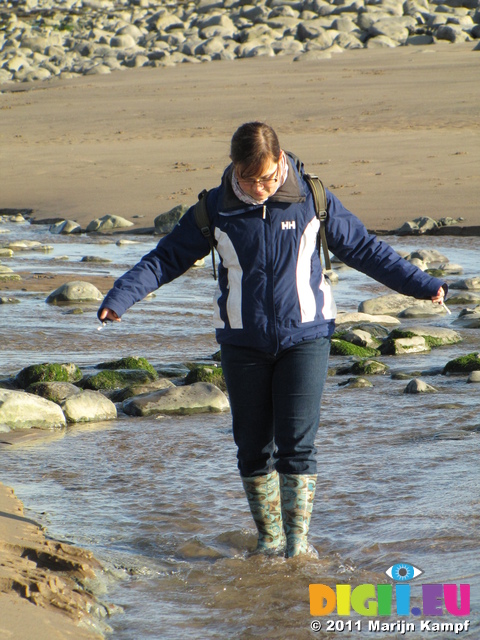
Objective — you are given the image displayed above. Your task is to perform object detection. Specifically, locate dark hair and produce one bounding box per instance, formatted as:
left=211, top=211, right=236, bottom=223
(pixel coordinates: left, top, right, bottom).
left=230, top=122, right=281, bottom=178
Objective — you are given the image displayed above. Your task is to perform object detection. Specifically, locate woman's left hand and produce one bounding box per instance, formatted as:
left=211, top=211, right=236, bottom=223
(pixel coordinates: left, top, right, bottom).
left=431, top=286, right=445, bottom=305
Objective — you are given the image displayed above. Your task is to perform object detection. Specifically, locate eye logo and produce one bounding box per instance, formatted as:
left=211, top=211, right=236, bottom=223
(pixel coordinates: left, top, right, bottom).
left=386, top=563, right=423, bottom=582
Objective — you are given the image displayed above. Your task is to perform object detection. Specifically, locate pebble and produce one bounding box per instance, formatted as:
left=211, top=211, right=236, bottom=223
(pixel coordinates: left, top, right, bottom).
left=0, top=0, right=478, bottom=85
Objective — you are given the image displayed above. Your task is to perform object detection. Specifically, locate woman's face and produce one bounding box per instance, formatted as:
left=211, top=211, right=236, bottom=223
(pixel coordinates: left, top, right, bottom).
left=235, top=153, right=282, bottom=200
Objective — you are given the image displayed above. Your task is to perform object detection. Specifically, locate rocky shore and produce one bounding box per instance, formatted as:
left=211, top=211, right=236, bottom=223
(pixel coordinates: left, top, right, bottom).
left=0, top=482, right=111, bottom=639
left=1, top=0, right=479, bottom=85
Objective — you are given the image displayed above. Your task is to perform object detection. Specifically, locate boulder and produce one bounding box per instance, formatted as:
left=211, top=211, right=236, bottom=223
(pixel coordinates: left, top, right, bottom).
left=123, top=382, right=229, bottom=416
left=16, top=363, right=82, bottom=388
left=46, top=281, right=104, bottom=304
left=381, top=326, right=461, bottom=355
left=452, top=310, right=480, bottom=329
left=61, top=390, right=117, bottom=423
left=336, top=329, right=381, bottom=349
left=50, top=220, right=82, bottom=234
left=336, top=311, right=400, bottom=325
left=27, top=381, right=82, bottom=404
left=396, top=216, right=438, bottom=235
left=83, top=369, right=158, bottom=391
left=382, top=336, right=430, bottom=355
left=443, top=352, right=480, bottom=375
left=96, top=356, right=157, bottom=376
left=110, top=377, right=175, bottom=402
left=338, top=377, right=373, bottom=388
left=0, top=390, right=66, bottom=430
left=467, top=371, right=480, bottom=383
left=86, top=214, right=134, bottom=232
left=184, top=364, right=226, bottom=391
left=154, top=204, right=189, bottom=234
left=449, top=277, right=480, bottom=291
left=330, top=339, right=379, bottom=357
left=359, top=293, right=430, bottom=316
left=404, top=378, right=437, bottom=394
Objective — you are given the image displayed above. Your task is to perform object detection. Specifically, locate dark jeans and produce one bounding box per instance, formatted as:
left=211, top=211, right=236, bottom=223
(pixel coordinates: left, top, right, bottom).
left=221, top=338, right=331, bottom=478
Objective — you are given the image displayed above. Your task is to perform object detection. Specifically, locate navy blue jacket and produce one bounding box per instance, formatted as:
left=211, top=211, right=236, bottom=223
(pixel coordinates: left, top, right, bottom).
left=99, top=155, right=445, bottom=354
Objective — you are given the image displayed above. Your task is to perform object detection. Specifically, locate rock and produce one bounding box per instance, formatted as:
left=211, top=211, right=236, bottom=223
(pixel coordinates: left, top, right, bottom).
left=359, top=293, right=430, bottom=316
left=406, top=249, right=449, bottom=264
left=404, top=378, right=437, bottom=393
left=61, top=390, right=117, bottom=423
left=96, top=356, right=157, bottom=376
left=447, top=292, right=480, bottom=305
left=381, top=326, right=462, bottom=355
left=467, top=371, right=480, bottom=383
left=338, top=329, right=381, bottom=348
left=399, top=301, right=449, bottom=318
left=0, top=249, right=14, bottom=257
left=396, top=216, right=438, bottom=235
left=81, top=256, right=112, bottom=263
left=123, top=381, right=230, bottom=416
left=452, top=310, right=480, bottom=328
left=46, top=281, right=104, bottom=304
left=16, top=363, right=82, bottom=388
left=27, top=381, right=82, bottom=404
left=0, top=297, right=20, bottom=304
left=86, top=214, right=134, bottom=232
left=0, top=389, right=66, bottom=430
left=0, top=266, right=21, bottom=282
left=83, top=369, right=158, bottom=391
left=154, top=204, right=190, bottom=234
left=443, top=352, right=480, bottom=374
left=330, top=339, right=380, bottom=357
left=383, top=336, right=430, bottom=355
left=335, top=312, right=400, bottom=325
left=350, top=359, right=388, bottom=375
left=185, top=364, right=226, bottom=391
left=449, top=277, right=480, bottom=291
left=110, top=377, right=175, bottom=402
left=338, top=377, right=373, bottom=388
left=50, top=220, right=82, bottom=234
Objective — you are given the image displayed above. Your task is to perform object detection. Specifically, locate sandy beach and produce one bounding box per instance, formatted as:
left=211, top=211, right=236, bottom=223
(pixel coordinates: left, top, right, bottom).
left=1, top=43, right=479, bottom=234
left=1, top=41, right=479, bottom=638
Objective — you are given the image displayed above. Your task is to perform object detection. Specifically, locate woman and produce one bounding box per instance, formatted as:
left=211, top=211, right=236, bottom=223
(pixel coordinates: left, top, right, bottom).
left=98, top=122, right=446, bottom=558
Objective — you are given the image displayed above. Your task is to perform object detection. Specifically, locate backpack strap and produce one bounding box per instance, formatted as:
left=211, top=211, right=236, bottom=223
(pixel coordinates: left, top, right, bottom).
left=303, top=173, right=331, bottom=271
left=194, top=189, right=217, bottom=280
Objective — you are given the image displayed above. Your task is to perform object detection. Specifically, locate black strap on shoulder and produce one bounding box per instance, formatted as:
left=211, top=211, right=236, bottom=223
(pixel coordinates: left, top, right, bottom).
left=303, top=173, right=331, bottom=271
left=194, top=189, right=217, bottom=280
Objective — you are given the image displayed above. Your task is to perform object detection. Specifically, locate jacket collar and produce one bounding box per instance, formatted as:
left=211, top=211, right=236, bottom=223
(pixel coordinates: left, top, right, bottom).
left=219, top=153, right=307, bottom=213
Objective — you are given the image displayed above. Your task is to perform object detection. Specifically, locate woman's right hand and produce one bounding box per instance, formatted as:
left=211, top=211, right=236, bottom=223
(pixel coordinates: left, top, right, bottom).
left=98, top=307, right=121, bottom=322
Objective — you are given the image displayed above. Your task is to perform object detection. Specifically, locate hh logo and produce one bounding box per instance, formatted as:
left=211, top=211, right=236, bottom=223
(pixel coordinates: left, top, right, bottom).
left=282, top=221, right=296, bottom=230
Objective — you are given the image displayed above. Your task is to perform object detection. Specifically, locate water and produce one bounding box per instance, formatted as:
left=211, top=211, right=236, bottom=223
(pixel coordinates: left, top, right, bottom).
left=1, top=218, right=479, bottom=639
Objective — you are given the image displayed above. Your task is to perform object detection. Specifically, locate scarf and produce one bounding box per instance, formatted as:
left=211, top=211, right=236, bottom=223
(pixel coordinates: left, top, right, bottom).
left=231, top=151, right=289, bottom=206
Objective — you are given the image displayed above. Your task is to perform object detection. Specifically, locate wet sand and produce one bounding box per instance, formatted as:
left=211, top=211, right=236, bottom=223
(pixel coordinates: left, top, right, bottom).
left=1, top=43, right=479, bottom=234
left=0, top=482, right=105, bottom=639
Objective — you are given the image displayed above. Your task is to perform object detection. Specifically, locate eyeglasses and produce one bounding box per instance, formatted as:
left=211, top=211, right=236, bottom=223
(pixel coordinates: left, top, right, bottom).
left=236, top=165, right=279, bottom=189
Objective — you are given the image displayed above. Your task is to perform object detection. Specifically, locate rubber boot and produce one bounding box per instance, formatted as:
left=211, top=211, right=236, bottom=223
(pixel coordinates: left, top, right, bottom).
left=279, top=474, right=317, bottom=558
left=241, top=471, right=286, bottom=554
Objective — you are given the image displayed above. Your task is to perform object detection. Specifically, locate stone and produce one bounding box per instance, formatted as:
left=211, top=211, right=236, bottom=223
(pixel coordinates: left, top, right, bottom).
left=452, top=310, right=480, bottom=328
left=396, top=216, right=438, bottom=235
left=61, top=390, right=117, bottom=423
left=154, top=204, right=190, bottom=234
left=46, top=281, right=104, bottom=304
left=385, top=336, right=430, bottom=355
left=110, top=34, right=137, bottom=49
left=123, top=382, right=230, bottom=416
left=0, top=390, right=66, bottom=430
left=338, top=376, right=373, bottom=388
left=110, top=377, right=175, bottom=402
left=86, top=214, right=134, bottom=232
left=359, top=293, right=429, bottom=316
left=96, top=356, right=157, bottom=376
left=330, top=339, right=379, bottom=357
left=381, top=326, right=461, bottom=354
left=449, top=277, right=480, bottom=291
left=16, top=363, right=82, bottom=388
left=50, top=220, right=82, bottom=234
left=83, top=369, right=158, bottom=391
left=185, top=364, right=226, bottom=391
left=399, top=301, right=448, bottom=318
left=336, top=311, right=400, bottom=325
left=447, top=292, right=480, bottom=305
left=467, top=371, right=480, bottom=383
left=27, top=381, right=82, bottom=404
left=337, top=329, right=380, bottom=348
left=404, top=378, right=437, bottom=393
left=443, top=352, right=480, bottom=374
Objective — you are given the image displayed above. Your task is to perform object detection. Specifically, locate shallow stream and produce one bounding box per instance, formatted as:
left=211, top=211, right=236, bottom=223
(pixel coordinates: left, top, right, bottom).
left=0, top=219, right=479, bottom=639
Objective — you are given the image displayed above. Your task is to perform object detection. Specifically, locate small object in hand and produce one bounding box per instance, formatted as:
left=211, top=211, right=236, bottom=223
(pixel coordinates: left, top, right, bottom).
left=97, top=321, right=107, bottom=331
left=442, top=301, right=451, bottom=315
